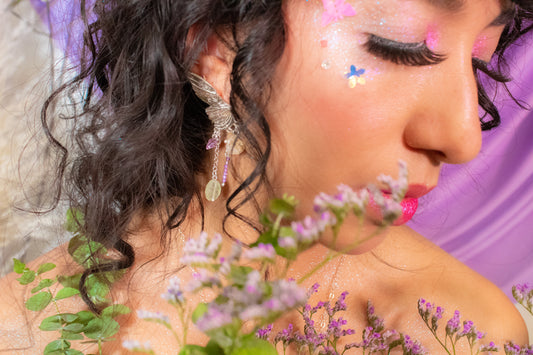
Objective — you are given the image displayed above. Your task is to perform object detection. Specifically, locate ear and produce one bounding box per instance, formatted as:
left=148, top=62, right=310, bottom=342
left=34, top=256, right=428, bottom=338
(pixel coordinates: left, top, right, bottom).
left=191, top=34, right=233, bottom=103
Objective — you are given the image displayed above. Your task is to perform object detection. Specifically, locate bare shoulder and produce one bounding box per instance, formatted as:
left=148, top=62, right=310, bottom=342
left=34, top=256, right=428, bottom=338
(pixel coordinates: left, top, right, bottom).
left=0, top=243, right=87, bottom=353
left=393, top=226, right=529, bottom=344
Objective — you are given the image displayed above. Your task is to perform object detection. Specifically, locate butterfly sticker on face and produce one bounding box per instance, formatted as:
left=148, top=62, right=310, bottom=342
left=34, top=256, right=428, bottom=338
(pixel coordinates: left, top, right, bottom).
left=345, top=65, right=366, bottom=88
left=321, top=0, right=357, bottom=27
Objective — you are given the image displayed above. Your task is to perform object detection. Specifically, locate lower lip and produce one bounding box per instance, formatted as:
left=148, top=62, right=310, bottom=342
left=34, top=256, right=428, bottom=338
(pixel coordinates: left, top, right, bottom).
left=394, top=197, right=419, bottom=226
left=368, top=193, right=419, bottom=226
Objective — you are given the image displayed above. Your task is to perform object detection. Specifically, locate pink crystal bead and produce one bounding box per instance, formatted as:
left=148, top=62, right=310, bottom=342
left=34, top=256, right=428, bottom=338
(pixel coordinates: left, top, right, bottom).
left=206, top=137, right=219, bottom=150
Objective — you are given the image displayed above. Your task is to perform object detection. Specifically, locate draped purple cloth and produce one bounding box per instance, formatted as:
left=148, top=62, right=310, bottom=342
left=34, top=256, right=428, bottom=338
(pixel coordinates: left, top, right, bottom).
left=30, top=0, right=533, bottom=299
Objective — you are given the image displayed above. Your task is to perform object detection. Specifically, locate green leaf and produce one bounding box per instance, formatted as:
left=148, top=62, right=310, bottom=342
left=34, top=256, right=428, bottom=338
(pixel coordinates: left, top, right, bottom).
left=65, top=208, right=85, bottom=234
left=232, top=337, right=277, bottom=355
left=178, top=345, right=210, bottom=355
left=192, top=303, right=208, bottom=324
left=64, top=349, right=84, bottom=355
left=58, top=274, right=82, bottom=289
left=251, top=230, right=276, bottom=249
left=55, top=287, right=80, bottom=300
left=83, top=318, right=119, bottom=340
left=61, top=330, right=85, bottom=341
left=68, top=234, right=106, bottom=268
left=26, top=292, right=52, bottom=311
left=75, top=310, right=96, bottom=324
left=229, top=265, right=254, bottom=286
left=37, top=263, right=57, bottom=275
left=59, top=313, right=79, bottom=323
left=101, top=304, right=131, bottom=318
left=63, top=323, right=84, bottom=333
left=43, top=339, right=70, bottom=353
left=269, top=198, right=296, bottom=217
left=85, top=274, right=111, bottom=306
left=31, top=279, right=56, bottom=294
left=17, top=269, right=36, bottom=285
left=13, top=258, right=25, bottom=274
left=40, top=315, right=63, bottom=331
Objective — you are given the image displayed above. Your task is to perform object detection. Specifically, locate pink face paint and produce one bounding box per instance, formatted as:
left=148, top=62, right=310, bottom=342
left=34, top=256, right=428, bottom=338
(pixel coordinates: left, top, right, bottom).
left=320, top=39, right=329, bottom=48
left=425, top=25, right=440, bottom=51
left=472, top=36, right=488, bottom=58
left=321, top=0, right=357, bottom=27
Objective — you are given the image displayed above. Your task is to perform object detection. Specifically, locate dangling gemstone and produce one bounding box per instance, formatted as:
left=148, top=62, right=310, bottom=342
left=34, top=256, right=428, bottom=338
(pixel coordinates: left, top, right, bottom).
left=206, top=138, right=219, bottom=150
left=205, top=179, right=221, bottom=201
left=224, top=134, right=245, bottom=155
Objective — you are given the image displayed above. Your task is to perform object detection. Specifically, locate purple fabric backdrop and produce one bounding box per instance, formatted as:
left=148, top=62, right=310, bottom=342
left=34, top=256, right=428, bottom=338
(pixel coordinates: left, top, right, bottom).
left=30, top=0, right=533, bottom=299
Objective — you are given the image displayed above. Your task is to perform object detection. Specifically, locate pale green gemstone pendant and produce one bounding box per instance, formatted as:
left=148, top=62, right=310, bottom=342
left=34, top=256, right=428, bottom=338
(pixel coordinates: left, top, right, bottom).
left=205, top=179, right=222, bottom=201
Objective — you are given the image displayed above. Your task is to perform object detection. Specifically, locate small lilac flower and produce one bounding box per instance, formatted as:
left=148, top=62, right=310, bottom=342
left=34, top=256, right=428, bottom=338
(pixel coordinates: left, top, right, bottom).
left=161, top=276, right=184, bottom=305
left=479, top=341, right=499, bottom=353
left=185, top=270, right=221, bottom=293
left=137, top=310, right=170, bottom=324
left=243, top=243, right=276, bottom=262
left=403, top=334, right=426, bottom=355
left=122, top=339, right=153, bottom=352
left=446, top=310, right=461, bottom=335
left=180, top=232, right=222, bottom=265
left=256, top=324, right=273, bottom=340
left=278, top=236, right=297, bottom=249
left=195, top=304, right=233, bottom=332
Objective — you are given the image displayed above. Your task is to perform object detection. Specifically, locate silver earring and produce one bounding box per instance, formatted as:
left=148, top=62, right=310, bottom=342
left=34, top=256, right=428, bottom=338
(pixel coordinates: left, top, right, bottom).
left=188, top=72, right=244, bottom=202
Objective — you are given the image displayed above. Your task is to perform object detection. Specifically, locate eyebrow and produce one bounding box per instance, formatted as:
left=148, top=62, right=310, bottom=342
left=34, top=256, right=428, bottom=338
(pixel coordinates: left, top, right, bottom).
left=423, top=0, right=516, bottom=27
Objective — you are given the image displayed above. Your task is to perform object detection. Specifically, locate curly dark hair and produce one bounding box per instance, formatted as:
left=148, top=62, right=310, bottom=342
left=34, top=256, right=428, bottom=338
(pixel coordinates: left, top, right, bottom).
left=39, top=0, right=532, bottom=313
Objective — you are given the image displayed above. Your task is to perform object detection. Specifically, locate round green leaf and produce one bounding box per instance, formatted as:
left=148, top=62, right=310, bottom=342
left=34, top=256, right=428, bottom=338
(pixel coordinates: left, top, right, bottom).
left=43, top=339, right=70, bottom=353
left=39, top=315, right=63, bottom=331
left=58, top=274, right=81, bottom=289
left=61, top=330, right=85, bottom=341
left=55, top=287, right=80, bottom=300
left=26, top=292, right=52, bottom=311
left=101, top=304, right=131, bottom=318
left=59, top=313, right=79, bottom=323
left=83, top=318, right=119, bottom=340
left=63, top=323, right=84, bottom=333
left=37, top=263, right=57, bottom=275
left=192, top=303, right=208, bottom=323
left=75, top=310, right=96, bottom=324
left=13, top=258, right=25, bottom=274
left=17, top=269, right=36, bottom=285
left=31, top=279, right=57, bottom=294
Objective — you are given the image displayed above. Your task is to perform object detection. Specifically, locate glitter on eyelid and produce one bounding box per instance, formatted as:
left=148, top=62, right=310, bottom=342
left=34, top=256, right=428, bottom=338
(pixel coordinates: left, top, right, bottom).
left=426, top=25, right=440, bottom=50
left=472, top=36, right=488, bottom=58
left=322, top=60, right=331, bottom=70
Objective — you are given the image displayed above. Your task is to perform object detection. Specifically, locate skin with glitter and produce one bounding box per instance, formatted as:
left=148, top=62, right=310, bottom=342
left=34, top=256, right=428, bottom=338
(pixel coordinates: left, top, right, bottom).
left=0, top=0, right=529, bottom=354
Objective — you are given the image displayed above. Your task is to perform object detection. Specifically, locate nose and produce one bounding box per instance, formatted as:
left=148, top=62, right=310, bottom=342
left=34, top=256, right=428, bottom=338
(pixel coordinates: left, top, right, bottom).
left=403, top=55, right=482, bottom=165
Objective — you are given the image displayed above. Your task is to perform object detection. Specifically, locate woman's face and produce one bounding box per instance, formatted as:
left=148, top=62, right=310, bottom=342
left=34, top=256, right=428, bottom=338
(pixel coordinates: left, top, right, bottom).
left=265, top=0, right=510, bottom=249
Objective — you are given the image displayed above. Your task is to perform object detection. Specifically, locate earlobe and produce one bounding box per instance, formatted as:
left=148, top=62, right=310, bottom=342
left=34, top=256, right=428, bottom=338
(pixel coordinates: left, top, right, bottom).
left=191, top=35, right=233, bottom=103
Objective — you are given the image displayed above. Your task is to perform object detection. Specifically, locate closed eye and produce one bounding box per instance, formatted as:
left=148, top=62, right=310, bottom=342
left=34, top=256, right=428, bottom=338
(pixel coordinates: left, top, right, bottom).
left=365, top=34, right=447, bottom=66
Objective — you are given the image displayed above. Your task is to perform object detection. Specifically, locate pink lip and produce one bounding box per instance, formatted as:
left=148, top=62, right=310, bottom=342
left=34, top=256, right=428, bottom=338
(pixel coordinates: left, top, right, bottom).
left=369, top=185, right=435, bottom=226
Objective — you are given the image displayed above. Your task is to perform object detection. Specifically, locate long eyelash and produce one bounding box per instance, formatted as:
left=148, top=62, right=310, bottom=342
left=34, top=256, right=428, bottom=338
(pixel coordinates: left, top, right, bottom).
left=365, top=34, right=447, bottom=66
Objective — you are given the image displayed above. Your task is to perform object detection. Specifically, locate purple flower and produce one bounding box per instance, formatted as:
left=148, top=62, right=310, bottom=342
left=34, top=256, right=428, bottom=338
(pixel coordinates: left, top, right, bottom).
left=161, top=277, right=184, bottom=305
left=243, top=243, right=276, bottom=262
left=403, top=334, right=426, bottom=355
left=137, top=310, right=170, bottom=324
left=479, top=341, right=499, bottom=353
left=195, top=304, right=233, bottom=332
left=446, top=310, right=461, bottom=335
left=180, top=232, right=223, bottom=265
left=256, top=324, right=273, bottom=340
left=122, top=339, right=153, bottom=352
left=185, top=270, right=222, bottom=293
left=278, top=236, right=297, bottom=249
